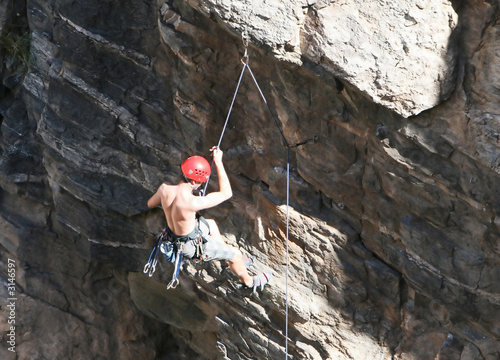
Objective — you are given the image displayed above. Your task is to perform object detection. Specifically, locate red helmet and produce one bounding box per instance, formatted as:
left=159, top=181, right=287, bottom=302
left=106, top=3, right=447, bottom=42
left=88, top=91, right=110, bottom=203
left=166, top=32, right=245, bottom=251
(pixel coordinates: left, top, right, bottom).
left=181, top=156, right=211, bottom=183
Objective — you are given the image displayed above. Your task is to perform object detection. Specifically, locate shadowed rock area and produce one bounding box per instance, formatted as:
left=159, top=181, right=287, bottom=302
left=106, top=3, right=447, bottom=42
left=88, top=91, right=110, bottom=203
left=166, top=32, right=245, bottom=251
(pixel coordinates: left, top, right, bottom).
left=0, top=0, right=499, bottom=359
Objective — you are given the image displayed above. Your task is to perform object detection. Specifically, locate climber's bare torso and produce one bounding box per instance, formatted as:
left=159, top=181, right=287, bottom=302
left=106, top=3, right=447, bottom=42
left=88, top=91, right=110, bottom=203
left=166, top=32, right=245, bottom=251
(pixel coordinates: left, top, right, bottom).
left=147, top=147, right=232, bottom=236
left=150, top=182, right=199, bottom=236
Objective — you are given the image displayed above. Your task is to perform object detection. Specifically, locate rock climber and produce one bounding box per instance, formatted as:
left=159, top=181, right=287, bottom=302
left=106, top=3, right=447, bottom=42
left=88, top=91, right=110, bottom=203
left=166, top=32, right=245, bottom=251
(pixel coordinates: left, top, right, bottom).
left=147, top=146, right=270, bottom=292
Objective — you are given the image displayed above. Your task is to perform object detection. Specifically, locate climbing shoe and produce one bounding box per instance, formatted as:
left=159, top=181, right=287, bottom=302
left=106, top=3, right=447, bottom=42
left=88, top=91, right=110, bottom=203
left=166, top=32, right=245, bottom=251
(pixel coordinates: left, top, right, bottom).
left=245, top=256, right=254, bottom=268
left=249, top=272, right=271, bottom=293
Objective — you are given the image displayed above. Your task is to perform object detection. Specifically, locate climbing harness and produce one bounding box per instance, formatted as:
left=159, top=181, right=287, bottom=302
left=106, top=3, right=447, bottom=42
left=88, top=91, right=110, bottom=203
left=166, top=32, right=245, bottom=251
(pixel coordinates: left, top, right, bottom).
left=143, top=218, right=208, bottom=289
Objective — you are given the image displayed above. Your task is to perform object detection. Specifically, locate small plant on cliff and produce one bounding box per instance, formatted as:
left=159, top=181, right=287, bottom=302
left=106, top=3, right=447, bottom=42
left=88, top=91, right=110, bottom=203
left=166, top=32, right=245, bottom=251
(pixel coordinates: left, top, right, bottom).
left=0, top=25, right=31, bottom=72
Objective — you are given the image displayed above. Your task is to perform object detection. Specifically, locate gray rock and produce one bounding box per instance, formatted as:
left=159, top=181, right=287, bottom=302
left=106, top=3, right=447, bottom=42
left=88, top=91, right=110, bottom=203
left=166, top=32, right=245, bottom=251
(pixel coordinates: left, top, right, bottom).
left=0, top=0, right=499, bottom=359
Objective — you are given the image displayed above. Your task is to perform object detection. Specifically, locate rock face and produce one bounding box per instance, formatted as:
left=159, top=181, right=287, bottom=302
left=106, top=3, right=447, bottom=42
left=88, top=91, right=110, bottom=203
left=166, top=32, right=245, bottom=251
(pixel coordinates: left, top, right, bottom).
left=191, top=0, right=459, bottom=117
left=0, top=0, right=499, bottom=359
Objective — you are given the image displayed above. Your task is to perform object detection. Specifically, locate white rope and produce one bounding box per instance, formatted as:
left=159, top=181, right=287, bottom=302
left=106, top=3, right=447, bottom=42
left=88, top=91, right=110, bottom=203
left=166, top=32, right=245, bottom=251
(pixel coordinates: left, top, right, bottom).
left=285, top=148, right=290, bottom=358
left=236, top=62, right=292, bottom=359
left=207, top=37, right=293, bottom=358
left=202, top=62, right=248, bottom=195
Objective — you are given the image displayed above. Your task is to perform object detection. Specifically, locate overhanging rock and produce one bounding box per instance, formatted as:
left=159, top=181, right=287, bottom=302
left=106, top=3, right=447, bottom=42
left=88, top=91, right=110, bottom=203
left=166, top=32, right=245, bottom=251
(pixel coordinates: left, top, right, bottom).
left=188, top=0, right=458, bottom=118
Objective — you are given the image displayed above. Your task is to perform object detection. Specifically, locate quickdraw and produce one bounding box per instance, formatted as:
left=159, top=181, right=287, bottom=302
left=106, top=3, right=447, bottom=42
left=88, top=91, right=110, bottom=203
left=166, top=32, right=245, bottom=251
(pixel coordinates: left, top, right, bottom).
left=167, top=242, right=184, bottom=289
left=143, top=230, right=185, bottom=289
left=143, top=229, right=168, bottom=277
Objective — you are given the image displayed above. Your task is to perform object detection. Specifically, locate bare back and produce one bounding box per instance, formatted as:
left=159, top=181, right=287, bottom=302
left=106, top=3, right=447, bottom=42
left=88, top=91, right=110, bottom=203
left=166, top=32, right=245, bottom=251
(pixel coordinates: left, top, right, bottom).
left=157, top=183, right=198, bottom=236
left=147, top=148, right=232, bottom=235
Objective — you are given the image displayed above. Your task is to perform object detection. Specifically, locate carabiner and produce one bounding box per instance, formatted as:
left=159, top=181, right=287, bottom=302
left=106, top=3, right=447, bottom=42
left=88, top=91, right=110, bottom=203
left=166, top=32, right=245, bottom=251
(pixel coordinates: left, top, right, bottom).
left=167, top=278, right=179, bottom=289
left=241, top=30, right=249, bottom=64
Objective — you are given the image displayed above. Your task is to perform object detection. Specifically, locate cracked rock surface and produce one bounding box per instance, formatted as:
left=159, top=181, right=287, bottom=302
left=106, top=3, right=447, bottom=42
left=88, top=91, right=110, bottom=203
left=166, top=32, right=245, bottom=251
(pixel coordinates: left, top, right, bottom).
left=0, top=0, right=499, bottom=359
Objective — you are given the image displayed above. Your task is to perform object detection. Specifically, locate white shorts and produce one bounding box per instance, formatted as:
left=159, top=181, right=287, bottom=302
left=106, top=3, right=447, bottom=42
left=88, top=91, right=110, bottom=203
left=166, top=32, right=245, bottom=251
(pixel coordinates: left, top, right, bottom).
left=182, top=219, right=239, bottom=262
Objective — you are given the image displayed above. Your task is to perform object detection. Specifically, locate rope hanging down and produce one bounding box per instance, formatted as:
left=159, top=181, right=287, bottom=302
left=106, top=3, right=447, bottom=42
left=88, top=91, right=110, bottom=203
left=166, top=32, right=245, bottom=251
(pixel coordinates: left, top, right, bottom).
left=204, top=32, right=316, bottom=359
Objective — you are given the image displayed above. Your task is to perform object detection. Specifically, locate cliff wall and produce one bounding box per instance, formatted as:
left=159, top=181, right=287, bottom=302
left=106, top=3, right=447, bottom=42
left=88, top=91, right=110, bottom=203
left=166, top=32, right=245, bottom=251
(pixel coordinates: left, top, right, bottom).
left=0, top=0, right=499, bottom=359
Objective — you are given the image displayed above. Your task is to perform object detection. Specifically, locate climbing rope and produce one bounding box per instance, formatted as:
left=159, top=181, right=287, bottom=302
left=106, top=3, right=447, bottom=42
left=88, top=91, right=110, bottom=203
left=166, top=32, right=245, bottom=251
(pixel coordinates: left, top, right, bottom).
left=285, top=147, right=290, bottom=358
left=249, top=68, right=292, bottom=360
left=202, top=32, right=316, bottom=359
left=202, top=35, right=249, bottom=195
left=243, top=44, right=291, bottom=359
